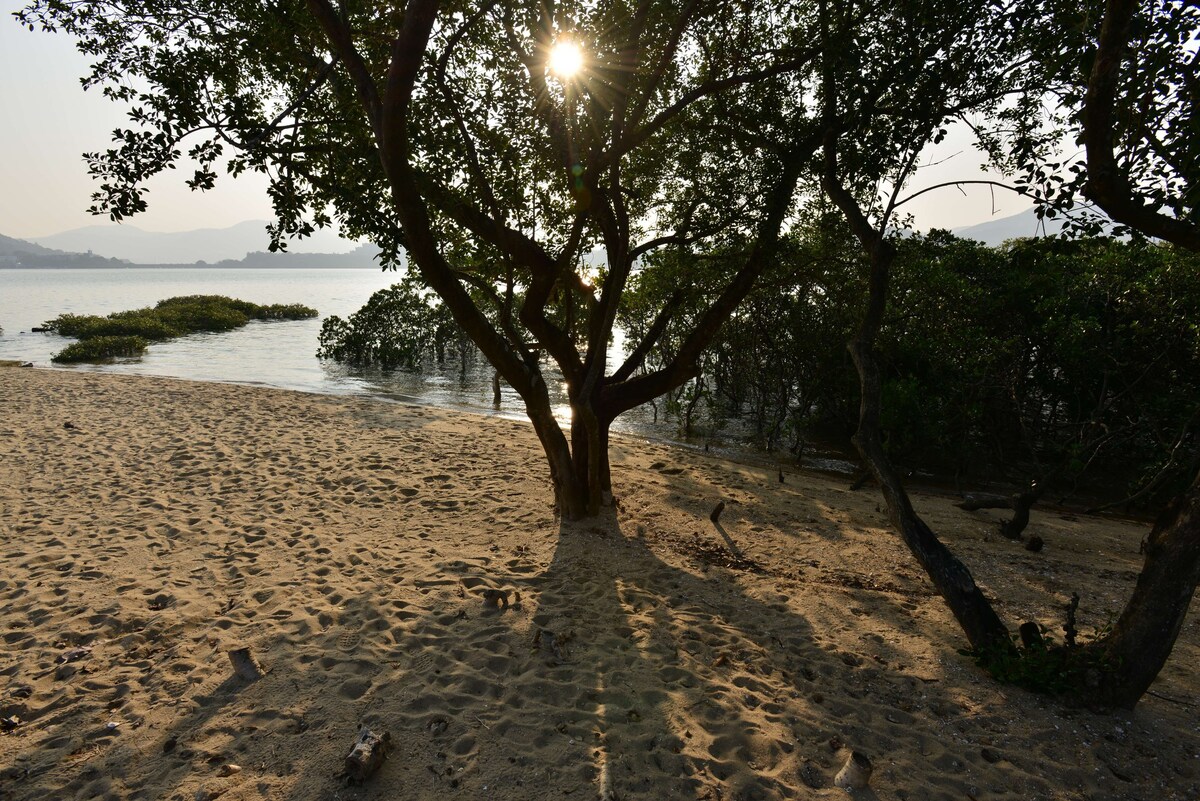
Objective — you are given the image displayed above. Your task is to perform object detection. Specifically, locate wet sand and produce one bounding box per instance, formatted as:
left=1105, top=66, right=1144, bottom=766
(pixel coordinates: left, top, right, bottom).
left=1, top=367, right=1197, bottom=800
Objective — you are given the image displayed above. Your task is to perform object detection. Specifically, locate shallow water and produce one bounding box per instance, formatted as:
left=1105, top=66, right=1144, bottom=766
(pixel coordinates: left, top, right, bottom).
left=0, top=266, right=857, bottom=471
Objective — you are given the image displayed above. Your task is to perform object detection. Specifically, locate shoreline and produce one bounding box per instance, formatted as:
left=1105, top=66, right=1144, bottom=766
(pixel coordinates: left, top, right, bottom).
left=19, top=362, right=1149, bottom=523
left=1, top=367, right=1196, bottom=800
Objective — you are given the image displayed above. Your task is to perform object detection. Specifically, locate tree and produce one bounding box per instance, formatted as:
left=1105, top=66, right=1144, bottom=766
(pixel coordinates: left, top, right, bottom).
left=17, top=0, right=823, bottom=519
left=813, top=0, right=1043, bottom=657
left=1059, top=0, right=1200, bottom=708
left=817, top=0, right=1199, bottom=706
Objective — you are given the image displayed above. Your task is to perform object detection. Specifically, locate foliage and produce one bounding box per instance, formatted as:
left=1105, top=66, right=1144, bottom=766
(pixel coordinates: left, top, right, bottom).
left=1001, top=0, right=1199, bottom=242
left=619, top=208, right=862, bottom=450
left=47, top=311, right=180, bottom=341
left=43, top=295, right=317, bottom=363
left=15, top=0, right=826, bottom=516
left=51, top=335, right=148, bottom=363
left=962, top=617, right=1119, bottom=697
left=622, top=225, right=1200, bottom=502
left=317, top=282, right=467, bottom=370
left=881, top=235, right=1200, bottom=501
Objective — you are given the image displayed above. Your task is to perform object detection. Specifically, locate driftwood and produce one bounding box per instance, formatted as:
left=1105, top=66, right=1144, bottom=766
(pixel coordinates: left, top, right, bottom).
left=344, top=727, right=391, bottom=783
left=481, top=588, right=520, bottom=610
left=833, top=751, right=873, bottom=790
left=227, top=647, right=265, bottom=681
left=1000, top=482, right=1047, bottom=539
left=955, top=493, right=1013, bottom=511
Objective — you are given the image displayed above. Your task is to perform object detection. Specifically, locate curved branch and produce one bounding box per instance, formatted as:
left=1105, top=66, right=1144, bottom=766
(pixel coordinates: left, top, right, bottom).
left=894, top=179, right=1024, bottom=210
left=1083, top=0, right=1200, bottom=251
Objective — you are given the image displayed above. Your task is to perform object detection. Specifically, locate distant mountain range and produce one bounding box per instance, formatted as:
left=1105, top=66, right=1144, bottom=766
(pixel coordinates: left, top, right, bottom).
left=2, top=209, right=1105, bottom=269
left=0, top=224, right=383, bottom=269
left=29, top=220, right=358, bottom=264
left=949, top=208, right=1073, bottom=245
left=0, top=232, right=127, bottom=268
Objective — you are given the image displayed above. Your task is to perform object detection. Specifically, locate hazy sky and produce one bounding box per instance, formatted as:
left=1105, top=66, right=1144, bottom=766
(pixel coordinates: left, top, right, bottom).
left=1, top=2, right=1032, bottom=241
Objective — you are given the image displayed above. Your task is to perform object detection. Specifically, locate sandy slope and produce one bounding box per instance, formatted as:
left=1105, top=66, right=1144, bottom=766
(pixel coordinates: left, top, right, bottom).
left=0, top=367, right=1196, bottom=801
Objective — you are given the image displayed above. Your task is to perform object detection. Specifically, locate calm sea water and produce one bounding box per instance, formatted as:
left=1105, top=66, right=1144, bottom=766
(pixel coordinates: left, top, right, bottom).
left=0, top=267, right=638, bottom=434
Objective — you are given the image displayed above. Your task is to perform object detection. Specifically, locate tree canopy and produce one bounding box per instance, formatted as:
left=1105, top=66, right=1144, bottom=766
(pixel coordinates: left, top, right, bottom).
left=19, top=0, right=830, bottom=517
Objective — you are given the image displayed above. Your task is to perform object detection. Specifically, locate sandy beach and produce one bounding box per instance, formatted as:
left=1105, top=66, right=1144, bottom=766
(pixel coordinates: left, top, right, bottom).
left=1, top=366, right=1196, bottom=801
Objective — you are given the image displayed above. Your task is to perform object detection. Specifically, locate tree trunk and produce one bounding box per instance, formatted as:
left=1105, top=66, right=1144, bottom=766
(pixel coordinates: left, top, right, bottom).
left=848, top=338, right=1014, bottom=655
left=1085, top=470, right=1200, bottom=708
left=822, top=149, right=1013, bottom=657
left=1000, top=482, right=1046, bottom=540
left=570, top=397, right=613, bottom=518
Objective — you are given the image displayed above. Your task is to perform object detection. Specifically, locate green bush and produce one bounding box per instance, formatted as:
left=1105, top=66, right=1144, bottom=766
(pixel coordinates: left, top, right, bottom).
left=63, top=309, right=182, bottom=340
left=154, top=295, right=317, bottom=321
left=156, top=301, right=249, bottom=333
left=51, top=336, right=149, bottom=363
left=317, top=282, right=464, bottom=369
left=256, top=303, right=319, bottom=320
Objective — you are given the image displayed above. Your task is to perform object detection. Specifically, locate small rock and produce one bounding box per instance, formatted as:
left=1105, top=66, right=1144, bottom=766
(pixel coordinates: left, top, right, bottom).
left=981, top=747, right=1002, bottom=764
left=57, top=647, right=92, bottom=664
left=218, top=764, right=241, bottom=777
left=1, top=715, right=21, bottom=732
left=55, top=664, right=78, bottom=681
left=163, top=737, right=178, bottom=754
left=1025, top=536, right=1045, bottom=553
left=840, top=652, right=863, bottom=667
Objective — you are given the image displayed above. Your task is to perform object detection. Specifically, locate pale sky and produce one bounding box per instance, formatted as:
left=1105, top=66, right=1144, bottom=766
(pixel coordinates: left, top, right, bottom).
left=1, top=1, right=1030, bottom=242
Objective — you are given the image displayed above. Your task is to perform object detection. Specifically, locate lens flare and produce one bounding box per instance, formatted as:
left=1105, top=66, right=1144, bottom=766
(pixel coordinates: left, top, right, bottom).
left=548, top=41, right=583, bottom=78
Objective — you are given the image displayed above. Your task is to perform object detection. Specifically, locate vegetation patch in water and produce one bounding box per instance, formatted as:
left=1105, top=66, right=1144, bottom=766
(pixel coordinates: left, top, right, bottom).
left=43, top=295, right=317, bottom=363
left=52, top=335, right=150, bottom=363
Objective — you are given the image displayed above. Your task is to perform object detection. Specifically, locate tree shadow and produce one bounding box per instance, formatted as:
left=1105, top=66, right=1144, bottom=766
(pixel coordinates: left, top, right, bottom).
left=257, top=508, right=994, bottom=801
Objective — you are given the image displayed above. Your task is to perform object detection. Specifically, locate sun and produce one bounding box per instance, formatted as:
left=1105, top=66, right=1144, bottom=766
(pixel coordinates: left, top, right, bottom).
left=548, top=40, right=584, bottom=78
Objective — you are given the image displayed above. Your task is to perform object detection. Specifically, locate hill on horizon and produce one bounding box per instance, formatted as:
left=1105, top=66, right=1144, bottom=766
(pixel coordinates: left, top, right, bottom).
left=0, top=232, right=61, bottom=259
left=29, top=220, right=359, bottom=264
left=949, top=208, right=1071, bottom=245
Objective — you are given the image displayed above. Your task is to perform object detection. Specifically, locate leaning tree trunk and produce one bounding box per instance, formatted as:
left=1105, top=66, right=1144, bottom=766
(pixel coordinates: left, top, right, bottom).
left=847, top=336, right=1014, bottom=655
left=1084, top=471, right=1200, bottom=708
left=822, top=147, right=1013, bottom=657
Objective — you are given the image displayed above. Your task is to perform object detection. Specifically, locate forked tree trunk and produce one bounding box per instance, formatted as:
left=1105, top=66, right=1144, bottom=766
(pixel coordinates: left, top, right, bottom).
left=1085, top=471, right=1200, bottom=708
left=523, top=385, right=614, bottom=521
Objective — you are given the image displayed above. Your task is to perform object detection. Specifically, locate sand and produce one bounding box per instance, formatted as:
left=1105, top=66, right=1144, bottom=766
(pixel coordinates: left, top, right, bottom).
left=0, top=366, right=1197, bottom=801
